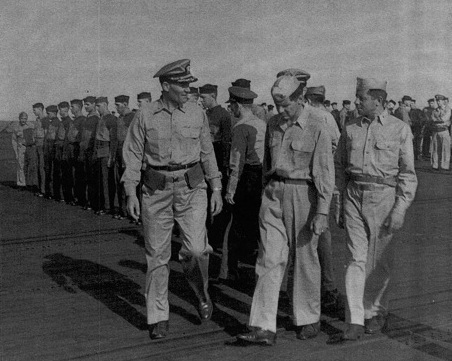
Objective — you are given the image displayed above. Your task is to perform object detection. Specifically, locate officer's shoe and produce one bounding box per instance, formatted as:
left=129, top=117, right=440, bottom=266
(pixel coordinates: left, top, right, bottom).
left=149, top=320, right=169, bottom=340
left=364, top=314, right=387, bottom=334
left=295, top=321, right=320, bottom=340
left=236, top=327, right=276, bottom=346
left=198, top=299, right=213, bottom=321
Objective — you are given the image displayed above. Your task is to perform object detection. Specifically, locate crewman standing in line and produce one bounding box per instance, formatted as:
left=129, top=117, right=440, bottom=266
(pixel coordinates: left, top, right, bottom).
left=43, top=105, right=60, bottom=199
left=93, top=97, right=117, bottom=215
left=114, top=95, right=135, bottom=219
left=332, top=78, right=417, bottom=342
left=122, top=59, right=223, bottom=340
left=32, top=103, right=47, bottom=197
left=137, top=92, right=152, bottom=108
left=69, top=99, right=86, bottom=206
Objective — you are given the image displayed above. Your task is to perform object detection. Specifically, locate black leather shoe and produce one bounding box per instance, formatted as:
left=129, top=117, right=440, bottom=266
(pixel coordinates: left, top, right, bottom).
left=295, top=321, right=320, bottom=340
left=198, top=300, right=213, bottom=321
left=236, top=328, right=276, bottom=346
left=149, top=320, right=169, bottom=340
left=365, top=315, right=387, bottom=334
left=327, top=323, right=364, bottom=344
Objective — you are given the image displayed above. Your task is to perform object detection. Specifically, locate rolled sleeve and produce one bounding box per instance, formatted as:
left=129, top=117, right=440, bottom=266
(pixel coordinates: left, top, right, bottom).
left=121, top=111, right=145, bottom=196
left=227, top=125, right=247, bottom=195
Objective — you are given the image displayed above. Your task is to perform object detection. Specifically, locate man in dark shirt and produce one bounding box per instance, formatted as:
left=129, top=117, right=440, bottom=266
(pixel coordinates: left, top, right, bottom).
left=422, top=98, right=437, bottom=159
left=43, top=105, right=59, bottom=199
left=199, top=84, right=232, bottom=251
left=331, top=102, right=340, bottom=128
left=114, top=95, right=135, bottom=219
left=80, top=96, right=100, bottom=210
left=410, top=99, right=427, bottom=160
left=137, top=92, right=152, bottom=108
left=54, top=102, right=72, bottom=202
left=93, top=97, right=118, bottom=215
left=69, top=99, right=86, bottom=206
left=32, top=102, right=48, bottom=196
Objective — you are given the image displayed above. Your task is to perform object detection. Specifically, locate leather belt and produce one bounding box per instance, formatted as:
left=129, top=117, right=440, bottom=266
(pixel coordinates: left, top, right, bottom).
left=349, top=174, right=397, bottom=187
left=149, top=162, right=198, bottom=172
left=271, top=174, right=311, bottom=185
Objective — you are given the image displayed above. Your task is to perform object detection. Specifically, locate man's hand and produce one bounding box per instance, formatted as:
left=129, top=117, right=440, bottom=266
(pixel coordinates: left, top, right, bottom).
left=210, top=190, right=223, bottom=217
left=333, top=193, right=344, bottom=228
left=225, top=192, right=235, bottom=205
left=311, top=214, right=328, bottom=235
left=383, top=210, right=405, bottom=233
left=127, top=195, right=141, bottom=221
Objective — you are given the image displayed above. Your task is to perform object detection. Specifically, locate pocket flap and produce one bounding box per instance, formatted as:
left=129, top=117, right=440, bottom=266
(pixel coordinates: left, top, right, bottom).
left=291, top=140, right=314, bottom=152
left=375, top=140, right=397, bottom=150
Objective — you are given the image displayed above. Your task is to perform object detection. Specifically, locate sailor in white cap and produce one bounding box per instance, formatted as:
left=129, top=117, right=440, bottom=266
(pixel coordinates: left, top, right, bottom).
left=331, top=77, right=418, bottom=343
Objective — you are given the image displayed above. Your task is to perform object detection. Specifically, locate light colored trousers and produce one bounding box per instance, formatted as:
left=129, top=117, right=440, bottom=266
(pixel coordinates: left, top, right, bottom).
left=249, top=180, right=320, bottom=333
left=343, top=182, right=396, bottom=325
left=14, top=143, right=26, bottom=186
left=431, top=130, right=451, bottom=170
left=141, top=171, right=212, bottom=325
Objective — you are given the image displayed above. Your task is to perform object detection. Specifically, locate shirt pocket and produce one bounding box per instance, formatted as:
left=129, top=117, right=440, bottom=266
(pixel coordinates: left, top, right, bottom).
left=290, top=140, right=314, bottom=170
left=374, top=140, right=398, bottom=167
left=180, top=126, right=201, bottom=155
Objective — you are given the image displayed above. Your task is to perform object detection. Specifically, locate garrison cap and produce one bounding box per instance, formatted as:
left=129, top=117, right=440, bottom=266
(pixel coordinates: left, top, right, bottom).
left=153, top=59, right=198, bottom=83
left=231, top=78, right=251, bottom=89
left=114, top=95, right=129, bottom=103
left=271, top=75, right=302, bottom=103
left=46, top=105, right=58, bottom=113
left=70, top=99, right=83, bottom=107
left=401, top=95, right=413, bottom=102
left=199, top=84, right=217, bottom=94
left=306, top=86, right=326, bottom=97
left=32, top=103, right=44, bottom=110
left=227, top=86, right=257, bottom=104
left=58, top=101, right=70, bottom=109
left=343, top=100, right=351, bottom=105
left=95, top=96, right=108, bottom=104
left=137, top=92, right=152, bottom=100
left=189, top=87, right=199, bottom=94
left=428, top=98, right=435, bottom=103
left=356, top=77, right=387, bottom=92
left=331, top=102, right=337, bottom=106
left=388, top=99, right=396, bottom=105
left=83, top=96, right=96, bottom=103
left=435, top=94, right=446, bottom=101
left=276, top=68, right=310, bottom=85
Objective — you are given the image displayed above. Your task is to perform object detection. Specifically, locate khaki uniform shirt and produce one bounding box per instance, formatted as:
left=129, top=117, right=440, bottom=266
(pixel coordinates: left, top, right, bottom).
left=227, top=110, right=266, bottom=195
left=334, top=110, right=417, bottom=214
left=121, top=98, right=221, bottom=196
left=263, top=107, right=334, bottom=215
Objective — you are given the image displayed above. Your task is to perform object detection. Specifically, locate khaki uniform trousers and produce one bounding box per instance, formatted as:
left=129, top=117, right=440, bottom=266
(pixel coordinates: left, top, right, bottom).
left=249, top=180, right=320, bottom=333
left=431, top=130, right=451, bottom=170
left=14, top=143, right=26, bottom=187
left=344, top=182, right=396, bottom=325
left=141, top=171, right=212, bottom=325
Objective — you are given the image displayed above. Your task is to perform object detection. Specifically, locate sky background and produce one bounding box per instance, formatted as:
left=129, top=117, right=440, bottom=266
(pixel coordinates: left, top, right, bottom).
left=1, top=0, right=451, bottom=120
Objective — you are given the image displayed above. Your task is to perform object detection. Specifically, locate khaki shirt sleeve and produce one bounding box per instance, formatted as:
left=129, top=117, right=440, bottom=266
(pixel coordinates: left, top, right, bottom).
left=393, top=125, right=418, bottom=214
left=312, top=125, right=334, bottom=215
left=200, top=112, right=222, bottom=189
left=227, top=125, right=247, bottom=196
left=121, top=111, right=145, bottom=196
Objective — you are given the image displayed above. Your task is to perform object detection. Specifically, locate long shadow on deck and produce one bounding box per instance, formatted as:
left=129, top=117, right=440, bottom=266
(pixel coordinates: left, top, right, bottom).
left=43, top=253, right=148, bottom=330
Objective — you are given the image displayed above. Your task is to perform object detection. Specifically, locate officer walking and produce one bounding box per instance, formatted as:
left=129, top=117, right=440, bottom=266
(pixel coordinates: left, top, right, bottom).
left=237, top=71, right=334, bottom=345
left=332, top=78, right=417, bottom=342
left=121, top=59, right=223, bottom=340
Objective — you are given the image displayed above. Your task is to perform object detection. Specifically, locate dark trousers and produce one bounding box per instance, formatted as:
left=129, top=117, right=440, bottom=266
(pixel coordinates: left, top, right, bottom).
left=74, top=159, right=87, bottom=206
left=36, top=145, right=45, bottom=194
left=227, top=165, right=262, bottom=274
left=115, top=162, right=126, bottom=215
left=92, top=157, right=116, bottom=211
left=53, top=145, right=63, bottom=200
left=43, top=142, right=54, bottom=196
left=61, top=159, right=74, bottom=202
